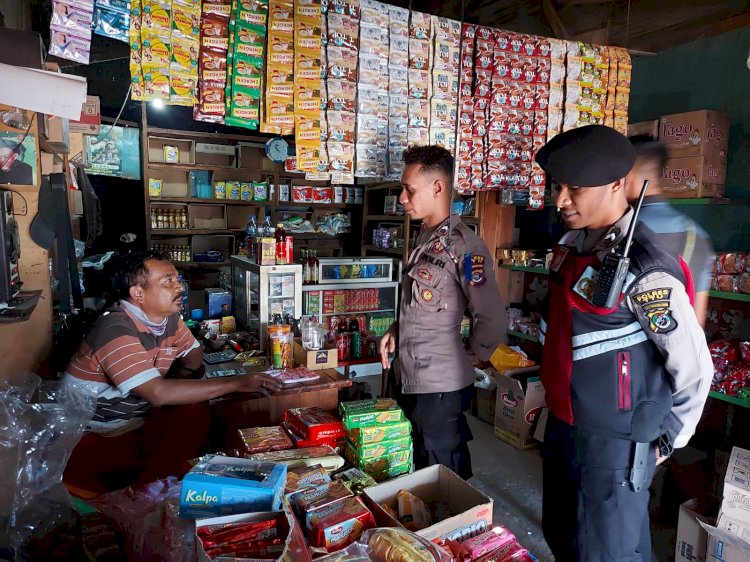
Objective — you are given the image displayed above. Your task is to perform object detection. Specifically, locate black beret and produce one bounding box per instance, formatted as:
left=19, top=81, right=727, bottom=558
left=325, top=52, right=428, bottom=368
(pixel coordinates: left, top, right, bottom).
left=534, top=125, right=636, bottom=187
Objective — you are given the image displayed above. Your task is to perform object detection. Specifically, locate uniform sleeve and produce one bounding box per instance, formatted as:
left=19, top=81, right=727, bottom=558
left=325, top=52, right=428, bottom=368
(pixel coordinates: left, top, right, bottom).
left=91, top=324, right=162, bottom=394
left=175, top=318, right=200, bottom=357
left=625, top=270, right=713, bottom=448
left=459, top=237, right=507, bottom=362
left=692, top=231, right=715, bottom=293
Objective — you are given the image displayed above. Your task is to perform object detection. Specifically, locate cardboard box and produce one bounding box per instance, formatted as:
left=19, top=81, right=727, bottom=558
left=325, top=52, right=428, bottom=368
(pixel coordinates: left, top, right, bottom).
left=533, top=407, right=549, bottom=443
left=493, top=367, right=545, bottom=450
left=205, top=288, right=232, bottom=319
left=721, top=447, right=750, bottom=522
left=660, top=110, right=730, bottom=160
left=661, top=156, right=726, bottom=199
left=69, top=95, right=101, bottom=135
left=703, top=516, right=750, bottom=562
left=189, top=204, right=227, bottom=229
left=293, top=339, right=338, bottom=370
left=476, top=387, right=497, bottom=424
left=195, top=506, right=312, bottom=562
left=180, top=455, right=287, bottom=518
left=363, top=465, right=494, bottom=542
left=45, top=114, right=70, bottom=154
left=628, top=120, right=659, bottom=138
left=675, top=497, right=720, bottom=562
left=40, top=152, right=64, bottom=175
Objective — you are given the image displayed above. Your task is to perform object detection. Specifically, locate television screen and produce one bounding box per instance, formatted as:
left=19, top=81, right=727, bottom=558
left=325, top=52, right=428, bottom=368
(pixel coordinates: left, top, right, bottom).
left=84, top=125, right=141, bottom=180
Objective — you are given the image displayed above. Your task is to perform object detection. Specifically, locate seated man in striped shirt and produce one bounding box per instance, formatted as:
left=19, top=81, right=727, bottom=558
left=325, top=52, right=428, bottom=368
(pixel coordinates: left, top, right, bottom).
left=63, top=250, right=281, bottom=493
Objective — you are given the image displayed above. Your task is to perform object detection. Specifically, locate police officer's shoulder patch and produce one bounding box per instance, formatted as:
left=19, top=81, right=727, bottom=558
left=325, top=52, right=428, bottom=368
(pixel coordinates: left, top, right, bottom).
left=634, top=288, right=677, bottom=334
left=468, top=254, right=486, bottom=287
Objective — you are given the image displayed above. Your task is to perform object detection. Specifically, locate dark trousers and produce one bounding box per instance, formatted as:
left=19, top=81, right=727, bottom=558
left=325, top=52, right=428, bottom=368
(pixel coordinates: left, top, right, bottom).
left=542, top=415, right=655, bottom=562
left=396, top=384, right=474, bottom=480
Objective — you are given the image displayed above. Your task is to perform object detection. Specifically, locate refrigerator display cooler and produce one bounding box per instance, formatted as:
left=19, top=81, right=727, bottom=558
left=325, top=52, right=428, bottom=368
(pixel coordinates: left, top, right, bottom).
left=231, top=256, right=302, bottom=351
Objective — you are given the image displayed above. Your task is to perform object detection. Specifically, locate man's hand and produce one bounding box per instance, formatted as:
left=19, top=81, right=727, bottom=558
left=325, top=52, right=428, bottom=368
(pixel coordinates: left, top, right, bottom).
left=234, top=373, right=284, bottom=396
left=655, top=446, right=668, bottom=466
left=379, top=324, right=397, bottom=370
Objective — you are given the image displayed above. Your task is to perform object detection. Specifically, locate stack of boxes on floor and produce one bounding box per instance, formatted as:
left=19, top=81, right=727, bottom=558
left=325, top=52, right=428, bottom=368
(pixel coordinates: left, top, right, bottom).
left=630, top=109, right=730, bottom=199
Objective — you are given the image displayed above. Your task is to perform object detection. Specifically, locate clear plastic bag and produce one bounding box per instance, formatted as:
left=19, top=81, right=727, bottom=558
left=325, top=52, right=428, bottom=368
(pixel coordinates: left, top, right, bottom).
left=0, top=373, right=96, bottom=560
left=89, top=477, right=195, bottom=562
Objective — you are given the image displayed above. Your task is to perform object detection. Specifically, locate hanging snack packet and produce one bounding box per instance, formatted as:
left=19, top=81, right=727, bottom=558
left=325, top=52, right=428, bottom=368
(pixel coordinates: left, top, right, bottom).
left=172, top=1, right=201, bottom=40
left=50, top=24, right=91, bottom=64
left=171, top=35, right=199, bottom=73
left=143, top=66, right=171, bottom=100
left=170, top=72, right=198, bottom=105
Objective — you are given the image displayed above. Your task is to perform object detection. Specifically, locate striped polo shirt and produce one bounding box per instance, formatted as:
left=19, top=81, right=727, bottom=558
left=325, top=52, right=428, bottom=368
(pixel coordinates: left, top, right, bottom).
left=63, top=302, right=199, bottom=435
left=638, top=195, right=715, bottom=292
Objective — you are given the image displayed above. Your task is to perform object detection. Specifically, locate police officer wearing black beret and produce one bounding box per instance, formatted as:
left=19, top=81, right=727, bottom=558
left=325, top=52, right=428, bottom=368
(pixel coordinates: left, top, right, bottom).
left=535, top=125, right=713, bottom=561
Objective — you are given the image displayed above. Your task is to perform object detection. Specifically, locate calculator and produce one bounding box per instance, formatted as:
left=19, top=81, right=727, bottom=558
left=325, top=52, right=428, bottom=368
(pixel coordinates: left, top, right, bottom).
left=205, top=368, right=247, bottom=378
left=203, top=349, right=238, bottom=364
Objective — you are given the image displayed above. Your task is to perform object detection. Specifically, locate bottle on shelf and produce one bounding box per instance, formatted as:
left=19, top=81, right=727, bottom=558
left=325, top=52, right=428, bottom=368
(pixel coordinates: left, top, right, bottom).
left=245, top=214, right=258, bottom=262
left=150, top=208, right=158, bottom=229
left=262, top=215, right=273, bottom=238
left=168, top=209, right=176, bottom=229
left=275, top=223, right=288, bottom=265
left=179, top=209, right=188, bottom=229
left=302, top=249, right=311, bottom=284
left=349, top=317, right=361, bottom=359
left=311, top=250, right=319, bottom=284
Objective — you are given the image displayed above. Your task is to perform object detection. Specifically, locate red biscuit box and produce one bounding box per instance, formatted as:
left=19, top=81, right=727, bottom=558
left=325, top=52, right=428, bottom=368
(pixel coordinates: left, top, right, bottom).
left=534, top=111, right=548, bottom=137
left=521, top=83, right=536, bottom=111
left=537, top=57, right=551, bottom=83
left=520, top=56, right=537, bottom=83
left=538, top=37, right=551, bottom=58
left=535, top=83, right=550, bottom=110
left=508, top=32, right=524, bottom=53
left=494, top=29, right=511, bottom=51
left=522, top=34, right=538, bottom=57
left=307, top=496, right=375, bottom=551
left=283, top=407, right=346, bottom=442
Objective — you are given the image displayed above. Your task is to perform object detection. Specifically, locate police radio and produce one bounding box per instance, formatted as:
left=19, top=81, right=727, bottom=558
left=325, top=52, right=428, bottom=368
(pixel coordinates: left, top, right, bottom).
left=591, top=180, right=650, bottom=308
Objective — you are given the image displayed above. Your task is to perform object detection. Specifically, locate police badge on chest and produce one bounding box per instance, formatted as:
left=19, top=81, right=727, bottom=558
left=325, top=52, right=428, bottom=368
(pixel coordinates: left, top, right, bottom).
left=573, top=266, right=599, bottom=304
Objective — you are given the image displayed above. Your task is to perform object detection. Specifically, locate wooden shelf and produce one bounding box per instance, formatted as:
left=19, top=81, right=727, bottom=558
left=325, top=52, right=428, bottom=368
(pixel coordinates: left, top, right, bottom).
left=708, top=290, right=750, bottom=303
left=276, top=201, right=347, bottom=210
left=147, top=162, right=275, bottom=173
left=362, top=245, right=404, bottom=256
left=501, top=264, right=550, bottom=275
left=151, top=228, right=245, bottom=236
left=507, top=330, right=540, bottom=343
left=667, top=197, right=749, bottom=206
left=150, top=197, right=267, bottom=206
left=146, top=126, right=275, bottom=144
left=709, top=390, right=750, bottom=409
left=319, top=309, right=395, bottom=316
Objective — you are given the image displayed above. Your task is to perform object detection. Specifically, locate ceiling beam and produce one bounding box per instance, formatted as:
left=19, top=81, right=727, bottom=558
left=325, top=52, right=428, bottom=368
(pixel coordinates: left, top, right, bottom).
left=542, top=0, right=571, bottom=39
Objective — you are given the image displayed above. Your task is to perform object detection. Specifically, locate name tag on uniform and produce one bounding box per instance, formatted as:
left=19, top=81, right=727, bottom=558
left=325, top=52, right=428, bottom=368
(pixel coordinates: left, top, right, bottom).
left=550, top=246, right=569, bottom=272
left=573, top=266, right=599, bottom=303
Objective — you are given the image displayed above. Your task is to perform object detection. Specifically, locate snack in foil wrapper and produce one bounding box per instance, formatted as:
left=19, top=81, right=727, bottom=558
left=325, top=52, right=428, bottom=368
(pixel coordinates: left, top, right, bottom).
left=248, top=445, right=346, bottom=472
left=285, top=463, right=332, bottom=494
left=283, top=406, right=346, bottom=441
left=238, top=426, right=294, bottom=454
left=333, top=467, right=377, bottom=495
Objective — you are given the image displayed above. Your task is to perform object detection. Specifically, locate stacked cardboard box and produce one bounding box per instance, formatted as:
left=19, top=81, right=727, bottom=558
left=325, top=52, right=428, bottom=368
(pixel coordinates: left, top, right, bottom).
left=340, top=398, right=413, bottom=482
left=659, top=110, right=730, bottom=199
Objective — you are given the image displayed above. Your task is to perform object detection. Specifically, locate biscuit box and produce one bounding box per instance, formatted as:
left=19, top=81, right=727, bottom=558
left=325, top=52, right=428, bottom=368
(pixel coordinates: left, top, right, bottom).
left=283, top=407, right=346, bottom=442
left=180, top=455, right=287, bottom=518
left=347, top=435, right=413, bottom=461
left=344, top=442, right=413, bottom=475
left=659, top=109, right=730, bottom=160
left=339, top=398, right=405, bottom=429
left=307, top=496, right=376, bottom=551
left=347, top=419, right=412, bottom=446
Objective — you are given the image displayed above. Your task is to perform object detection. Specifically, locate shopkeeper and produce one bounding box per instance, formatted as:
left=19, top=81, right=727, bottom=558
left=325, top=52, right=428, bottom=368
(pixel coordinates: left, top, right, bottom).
left=380, top=145, right=505, bottom=480
left=63, top=250, right=282, bottom=494
left=534, top=125, right=713, bottom=562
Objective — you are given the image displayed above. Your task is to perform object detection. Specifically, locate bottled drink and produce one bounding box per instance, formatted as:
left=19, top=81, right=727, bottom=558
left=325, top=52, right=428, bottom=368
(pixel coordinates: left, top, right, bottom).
left=262, top=215, right=273, bottom=237
left=275, top=223, right=287, bottom=265
left=311, top=250, right=319, bottom=284
left=245, top=214, right=257, bottom=261
left=302, top=249, right=311, bottom=284
left=349, top=317, right=361, bottom=359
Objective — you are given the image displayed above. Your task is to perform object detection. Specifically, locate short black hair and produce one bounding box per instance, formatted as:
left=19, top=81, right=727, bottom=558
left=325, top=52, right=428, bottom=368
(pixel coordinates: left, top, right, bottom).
left=402, top=145, right=454, bottom=184
left=115, top=250, right=172, bottom=300
left=629, top=135, right=669, bottom=172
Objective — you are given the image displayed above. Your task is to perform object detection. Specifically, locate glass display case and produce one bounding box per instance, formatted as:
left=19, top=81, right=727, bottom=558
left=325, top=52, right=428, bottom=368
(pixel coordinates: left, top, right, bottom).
left=303, top=257, right=402, bottom=340
left=231, top=256, right=302, bottom=351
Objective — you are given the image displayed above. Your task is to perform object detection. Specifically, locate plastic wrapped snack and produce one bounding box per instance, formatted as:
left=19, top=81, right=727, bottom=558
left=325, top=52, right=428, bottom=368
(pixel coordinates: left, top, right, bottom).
left=716, top=252, right=747, bottom=274
left=458, top=527, right=517, bottom=560
left=334, top=468, right=378, bottom=495
left=283, top=407, right=346, bottom=441
left=340, top=398, right=405, bottom=429
left=248, top=445, right=346, bottom=472
left=473, top=540, right=532, bottom=562
left=285, top=464, right=331, bottom=494
left=291, top=481, right=354, bottom=521
left=364, top=528, right=453, bottom=562
left=348, top=419, right=412, bottom=446
left=489, top=344, right=536, bottom=372
left=307, top=496, right=376, bottom=551
left=238, top=426, right=295, bottom=454
left=396, top=490, right=432, bottom=532
left=316, top=542, right=372, bottom=561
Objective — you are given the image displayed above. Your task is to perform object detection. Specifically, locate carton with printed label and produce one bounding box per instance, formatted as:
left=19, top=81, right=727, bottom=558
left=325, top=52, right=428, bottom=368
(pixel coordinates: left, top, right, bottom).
left=659, top=110, right=730, bottom=160
left=661, top=155, right=726, bottom=199
left=492, top=367, right=545, bottom=450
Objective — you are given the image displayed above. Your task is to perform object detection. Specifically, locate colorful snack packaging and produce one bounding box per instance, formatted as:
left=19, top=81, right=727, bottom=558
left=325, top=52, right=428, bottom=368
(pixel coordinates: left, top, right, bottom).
left=348, top=419, right=412, bottom=446
left=253, top=180, right=269, bottom=201
left=248, top=445, right=345, bottom=472
left=396, top=489, right=432, bottom=532
left=349, top=435, right=412, bottom=461
left=307, top=496, right=375, bottom=551
left=239, top=426, right=295, bottom=454
left=285, top=464, right=331, bottom=494
left=333, top=468, right=377, bottom=495
left=458, top=527, right=517, bottom=560
left=291, top=481, right=354, bottom=522
left=340, top=398, right=404, bottom=429
left=241, top=182, right=254, bottom=201
left=283, top=407, right=346, bottom=442
left=473, top=540, right=529, bottom=562
left=169, top=72, right=198, bottom=105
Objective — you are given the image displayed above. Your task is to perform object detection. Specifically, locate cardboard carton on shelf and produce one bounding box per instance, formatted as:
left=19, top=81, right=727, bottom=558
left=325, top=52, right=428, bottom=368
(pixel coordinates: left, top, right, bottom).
left=660, top=110, right=730, bottom=160
left=675, top=497, right=720, bottom=562
left=492, top=367, right=545, bottom=450
left=363, top=464, right=493, bottom=542
left=293, top=338, right=338, bottom=370
left=628, top=120, right=660, bottom=138
left=661, top=155, right=726, bottom=199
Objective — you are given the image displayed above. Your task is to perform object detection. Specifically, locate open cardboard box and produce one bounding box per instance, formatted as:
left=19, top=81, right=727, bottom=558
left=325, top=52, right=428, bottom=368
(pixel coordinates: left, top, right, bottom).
left=675, top=497, right=720, bottom=562
left=363, top=464, right=493, bottom=542
left=195, top=505, right=312, bottom=562
left=492, top=367, right=545, bottom=450
left=293, top=338, right=338, bottom=370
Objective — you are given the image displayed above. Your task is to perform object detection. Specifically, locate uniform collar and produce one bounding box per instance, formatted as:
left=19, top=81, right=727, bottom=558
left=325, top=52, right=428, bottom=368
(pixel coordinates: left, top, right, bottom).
left=563, top=207, right=635, bottom=261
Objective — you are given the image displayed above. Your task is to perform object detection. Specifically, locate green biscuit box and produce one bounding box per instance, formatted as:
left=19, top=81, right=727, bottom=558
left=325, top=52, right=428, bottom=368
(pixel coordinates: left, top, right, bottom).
left=370, top=461, right=412, bottom=482
left=344, top=442, right=412, bottom=473
left=347, top=435, right=412, bottom=461
left=340, top=399, right=404, bottom=429
left=348, top=419, right=412, bottom=446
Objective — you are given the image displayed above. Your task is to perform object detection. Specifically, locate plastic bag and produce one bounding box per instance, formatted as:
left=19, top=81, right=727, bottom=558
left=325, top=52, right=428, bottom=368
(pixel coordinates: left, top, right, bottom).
left=0, top=373, right=96, bottom=560
left=89, top=477, right=195, bottom=562
left=360, top=528, right=454, bottom=561
left=489, top=344, right=536, bottom=372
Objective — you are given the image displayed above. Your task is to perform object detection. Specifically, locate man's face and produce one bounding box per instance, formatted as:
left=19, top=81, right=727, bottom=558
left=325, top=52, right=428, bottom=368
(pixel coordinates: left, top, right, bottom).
left=399, top=164, right=442, bottom=220
left=555, top=181, right=621, bottom=230
left=625, top=156, right=660, bottom=202
left=135, top=259, right=183, bottom=320
left=0, top=148, right=18, bottom=171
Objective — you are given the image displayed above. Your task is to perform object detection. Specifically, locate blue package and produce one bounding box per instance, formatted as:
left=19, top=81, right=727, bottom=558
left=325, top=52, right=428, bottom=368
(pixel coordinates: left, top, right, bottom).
left=179, top=455, right=287, bottom=518
left=205, top=288, right=232, bottom=319
left=93, top=2, right=129, bottom=43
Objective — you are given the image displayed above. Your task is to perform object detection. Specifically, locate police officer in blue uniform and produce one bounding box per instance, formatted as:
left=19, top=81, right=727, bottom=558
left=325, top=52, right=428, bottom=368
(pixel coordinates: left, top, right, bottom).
left=534, top=126, right=713, bottom=561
